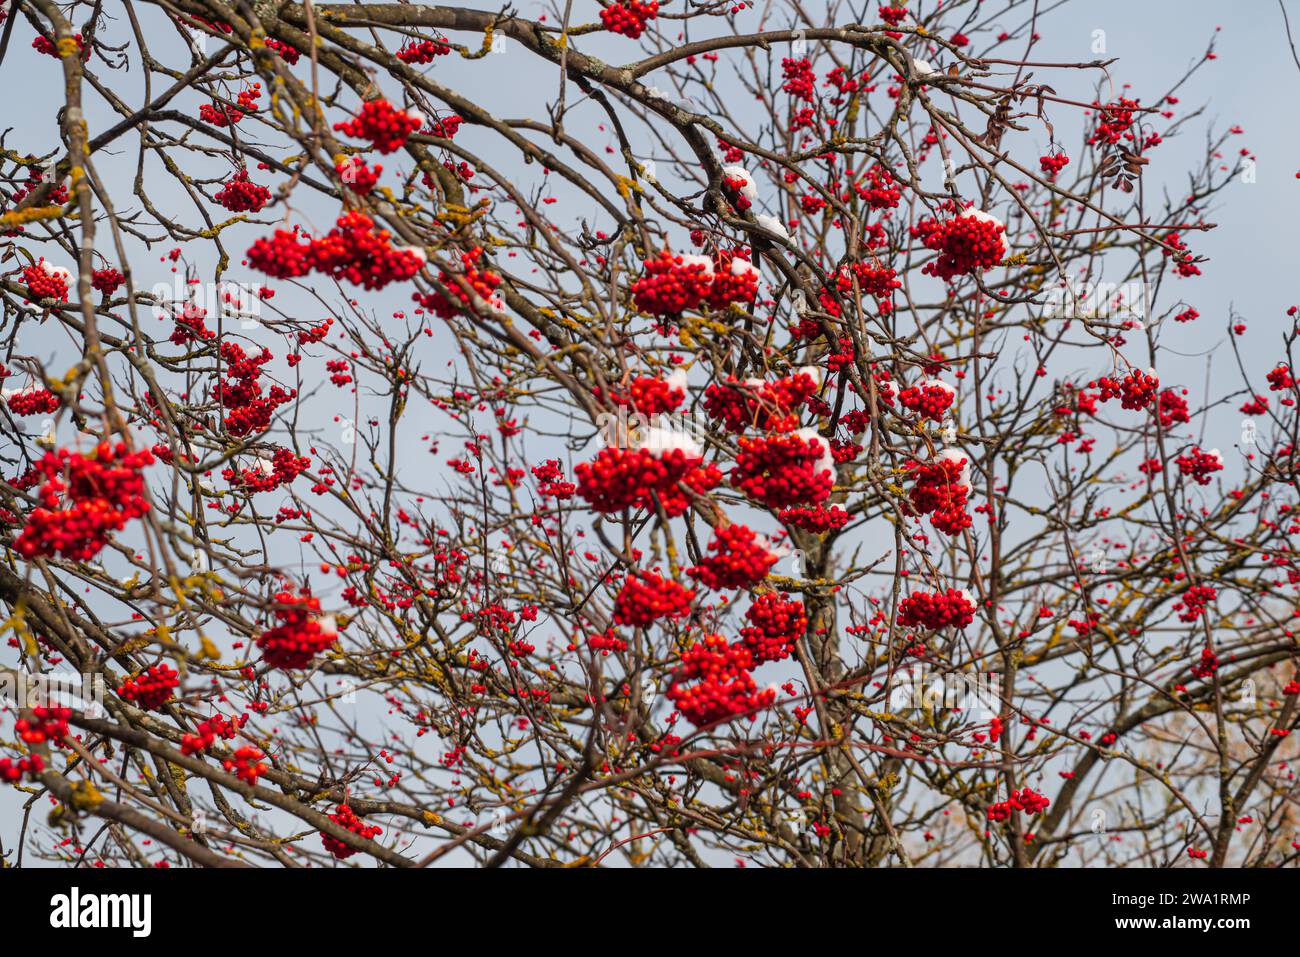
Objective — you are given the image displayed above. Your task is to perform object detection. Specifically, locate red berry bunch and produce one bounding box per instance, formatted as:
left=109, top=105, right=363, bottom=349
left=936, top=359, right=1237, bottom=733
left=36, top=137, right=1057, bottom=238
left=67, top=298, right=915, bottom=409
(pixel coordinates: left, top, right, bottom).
left=215, top=341, right=295, bottom=437
left=731, top=431, right=834, bottom=508
left=1191, top=647, right=1218, bottom=679
left=601, top=374, right=687, bottom=417
left=397, top=38, right=451, bottom=63
left=22, top=260, right=69, bottom=302
left=16, top=706, right=71, bottom=747
left=333, top=99, right=423, bottom=154
left=1039, top=152, right=1070, bottom=179
left=15, top=442, right=154, bottom=562
left=988, top=787, right=1050, bottom=822
left=412, top=246, right=504, bottom=319
left=91, top=267, right=125, bottom=296
left=118, top=664, right=180, bottom=712
left=337, top=157, right=382, bottom=195
left=307, top=210, right=424, bottom=290
left=600, top=1, right=659, bottom=39
left=587, top=629, right=629, bottom=656
left=906, top=452, right=972, bottom=536
left=703, top=370, right=818, bottom=433
left=781, top=57, right=816, bottom=101
left=0, top=754, right=44, bottom=784
left=855, top=164, right=902, bottom=209
left=688, top=523, right=777, bottom=590
left=898, top=588, right=977, bottom=630
left=225, top=446, right=312, bottom=493
left=1175, top=446, right=1223, bottom=485
left=214, top=169, right=271, bottom=212
left=778, top=504, right=850, bottom=532
left=224, top=745, right=268, bottom=785
left=632, top=251, right=716, bottom=316
left=247, top=212, right=424, bottom=290
left=181, top=713, right=245, bottom=755
left=321, top=804, right=383, bottom=859
left=1157, top=388, right=1190, bottom=428
left=740, top=593, right=806, bottom=663
left=667, top=634, right=775, bottom=726
left=1091, top=369, right=1159, bottom=410
left=575, top=446, right=719, bottom=516
left=265, top=37, right=300, bottom=64
left=1088, top=97, right=1139, bottom=146
left=898, top=379, right=955, bottom=422
left=613, top=571, right=695, bottom=627
left=1177, top=584, right=1217, bottom=622
left=911, top=210, right=1007, bottom=281
left=256, top=590, right=337, bottom=669
left=5, top=389, right=60, bottom=416
left=1267, top=364, right=1294, bottom=392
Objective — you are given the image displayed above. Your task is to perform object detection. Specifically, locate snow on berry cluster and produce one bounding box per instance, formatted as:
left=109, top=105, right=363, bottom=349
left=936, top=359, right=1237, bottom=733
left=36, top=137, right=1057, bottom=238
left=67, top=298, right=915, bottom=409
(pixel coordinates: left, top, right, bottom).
left=731, top=428, right=835, bottom=509
left=632, top=249, right=757, bottom=317
left=911, top=209, right=1007, bottom=281
left=906, top=449, right=973, bottom=536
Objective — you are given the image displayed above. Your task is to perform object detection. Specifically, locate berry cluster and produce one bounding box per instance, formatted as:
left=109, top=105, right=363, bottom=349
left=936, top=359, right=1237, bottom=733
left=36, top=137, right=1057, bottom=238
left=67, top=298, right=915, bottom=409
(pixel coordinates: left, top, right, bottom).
left=906, top=452, right=972, bottom=535
left=703, top=370, right=819, bottom=434
left=1175, top=446, right=1223, bottom=485
left=632, top=250, right=756, bottom=317
left=247, top=212, right=424, bottom=290
left=898, top=379, right=955, bottom=422
left=181, top=713, right=245, bottom=755
left=224, top=745, right=268, bottom=785
left=777, top=504, right=850, bottom=532
left=256, top=590, right=337, bottom=669
left=412, top=247, right=504, bottom=318
left=912, top=210, right=1007, bottom=281
left=91, top=267, right=125, bottom=296
left=688, top=524, right=778, bottom=590
left=15, top=442, right=154, bottom=562
left=321, top=804, right=383, bottom=859
left=6, top=389, right=60, bottom=416
left=333, top=99, right=423, bottom=154
left=1091, top=370, right=1160, bottom=410
left=396, top=39, right=452, bottom=63
left=216, top=341, right=295, bottom=437
left=898, top=588, right=977, bottom=630
left=1039, top=152, right=1070, bottom=179
left=740, top=593, right=806, bottom=663
left=987, top=787, right=1051, bottom=822
left=337, top=157, right=382, bottom=195
left=731, top=431, right=834, bottom=508
left=16, top=706, right=71, bottom=747
left=0, top=754, right=44, bottom=784
left=22, top=259, right=69, bottom=302
left=668, top=633, right=776, bottom=726
left=118, top=664, right=180, bottom=712
left=214, top=169, right=271, bottom=212
left=576, top=446, right=720, bottom=517
left=612, top=571, right=696, bottom=627
left=600, top=2, right=659, bottom=38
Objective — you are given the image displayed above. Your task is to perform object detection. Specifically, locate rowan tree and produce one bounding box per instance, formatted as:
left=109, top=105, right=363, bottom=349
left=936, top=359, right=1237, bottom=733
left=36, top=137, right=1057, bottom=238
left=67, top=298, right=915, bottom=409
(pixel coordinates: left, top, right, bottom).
left=0, top=0, right=1295, bottom=869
